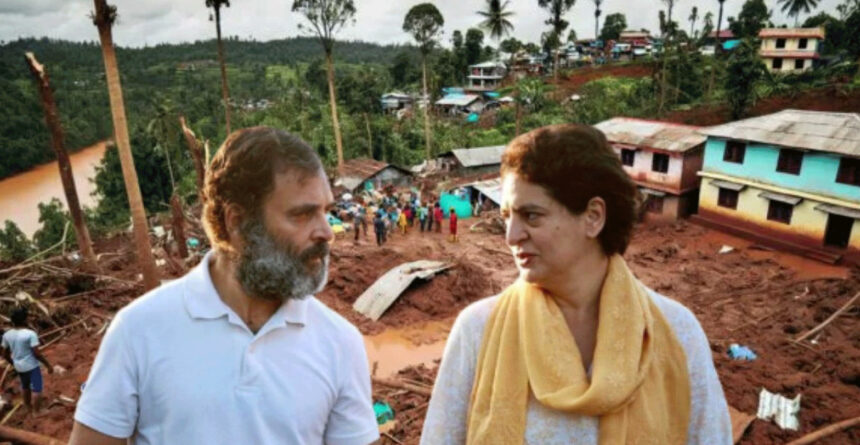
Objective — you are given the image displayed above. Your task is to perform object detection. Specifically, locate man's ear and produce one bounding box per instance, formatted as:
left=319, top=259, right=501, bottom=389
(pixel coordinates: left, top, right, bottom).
left=583, top=197, right=606, bottom=239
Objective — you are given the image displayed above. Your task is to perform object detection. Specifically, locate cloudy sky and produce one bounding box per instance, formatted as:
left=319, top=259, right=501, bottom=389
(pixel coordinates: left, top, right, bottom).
left=0, top=0, right=845, bottom=49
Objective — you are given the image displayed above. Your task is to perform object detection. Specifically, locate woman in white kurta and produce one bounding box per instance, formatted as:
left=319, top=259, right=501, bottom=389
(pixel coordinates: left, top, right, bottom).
left=420, top=124, right=732, bottom=445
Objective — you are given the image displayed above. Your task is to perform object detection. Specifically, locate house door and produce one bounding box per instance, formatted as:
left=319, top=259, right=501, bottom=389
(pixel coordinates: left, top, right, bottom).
left=824, top=214, right=853, bottom=248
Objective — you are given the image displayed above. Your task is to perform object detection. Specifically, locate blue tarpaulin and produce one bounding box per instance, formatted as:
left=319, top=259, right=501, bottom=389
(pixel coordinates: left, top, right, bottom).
left=723, top=39, right=741, bottom=51
left=466, top=113, right=480, bottom=123
left=440, top=192, right=473, bottom=219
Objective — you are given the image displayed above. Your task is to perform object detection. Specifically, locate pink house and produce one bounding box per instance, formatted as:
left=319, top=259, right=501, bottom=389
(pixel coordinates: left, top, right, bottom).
left=594, top=118, right=707, bottom=219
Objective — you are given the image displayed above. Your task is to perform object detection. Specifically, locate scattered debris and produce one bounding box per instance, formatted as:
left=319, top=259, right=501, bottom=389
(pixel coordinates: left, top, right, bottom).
left=728, top=344, right=757, bottom=361
left=719, top=245, right=735, bottom=254
left=757, top=388, right=801, bottom=430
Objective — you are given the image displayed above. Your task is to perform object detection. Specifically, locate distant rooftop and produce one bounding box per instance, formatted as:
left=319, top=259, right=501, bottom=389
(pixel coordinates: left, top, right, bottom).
left=759, top=27, right=825, bottom=39
left=594, top=118, right=706, bottom=153
left=699, top=110, right=860, bottom=157
left=449, top=145, right=506, bottom=168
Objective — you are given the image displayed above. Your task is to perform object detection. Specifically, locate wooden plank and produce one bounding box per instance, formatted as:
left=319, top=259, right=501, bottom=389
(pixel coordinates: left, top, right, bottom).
left=353, top=260, right=453, bottom=321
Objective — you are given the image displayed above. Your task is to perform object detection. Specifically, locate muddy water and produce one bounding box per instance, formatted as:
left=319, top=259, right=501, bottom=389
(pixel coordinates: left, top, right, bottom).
left=0, top=142, right=107, bottom=236
left=363, top=320, right=450, bottom=378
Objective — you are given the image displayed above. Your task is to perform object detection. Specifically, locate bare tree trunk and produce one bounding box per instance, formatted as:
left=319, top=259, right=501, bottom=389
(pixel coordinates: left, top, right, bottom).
left=179, top=116, right=205, bottom=202
left=421, top=56, right=432, bottom=160
left=554, top=50, right=560, bottom=82
left=710, top=3, right=724, bottom=99
left=214, top=5, right=232, bottom=135
left=325, top=51, right=345, bottom=172
left=364, top=112, right=373, bottom=158
left=25, top=53, right=99, bottom=273
left=93, top=0, right=159, bottom=291
left=170, top=194, right=188, bottom=259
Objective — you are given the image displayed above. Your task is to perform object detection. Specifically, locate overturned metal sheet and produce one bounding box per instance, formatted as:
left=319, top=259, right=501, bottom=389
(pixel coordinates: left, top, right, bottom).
left=353, top=260, right=454, bottom=321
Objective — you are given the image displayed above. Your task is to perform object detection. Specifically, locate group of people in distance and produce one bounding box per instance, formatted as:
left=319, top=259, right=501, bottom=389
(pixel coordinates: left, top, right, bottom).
left=0, top=123, right=733, bottom=445
left=348, top=197, right=460, bottom=247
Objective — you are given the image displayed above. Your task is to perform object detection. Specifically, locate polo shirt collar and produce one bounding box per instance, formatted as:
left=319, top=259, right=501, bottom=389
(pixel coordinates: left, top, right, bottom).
left=183, top=250, right=310, bottom=328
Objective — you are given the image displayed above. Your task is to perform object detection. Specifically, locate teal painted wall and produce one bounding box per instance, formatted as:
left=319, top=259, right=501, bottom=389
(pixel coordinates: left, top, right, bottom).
left=703, top=138, right=860, bottom=202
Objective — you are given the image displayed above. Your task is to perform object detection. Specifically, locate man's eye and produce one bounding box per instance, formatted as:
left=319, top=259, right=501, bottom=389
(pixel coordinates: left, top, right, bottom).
left=526, top=213, right=539, bottom=221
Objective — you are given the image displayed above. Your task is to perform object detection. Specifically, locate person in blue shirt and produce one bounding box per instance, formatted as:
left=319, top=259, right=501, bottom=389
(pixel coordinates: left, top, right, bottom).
left=2, top=307, right=54, bottom=415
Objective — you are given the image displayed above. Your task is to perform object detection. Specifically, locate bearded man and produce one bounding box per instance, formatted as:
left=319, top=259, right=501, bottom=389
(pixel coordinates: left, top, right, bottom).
left=69, top=127, right=379, bottom=445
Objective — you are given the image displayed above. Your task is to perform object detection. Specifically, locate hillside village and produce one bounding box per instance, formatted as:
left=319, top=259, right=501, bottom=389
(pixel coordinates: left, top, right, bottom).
left=0, top=0, right=859, bottom=444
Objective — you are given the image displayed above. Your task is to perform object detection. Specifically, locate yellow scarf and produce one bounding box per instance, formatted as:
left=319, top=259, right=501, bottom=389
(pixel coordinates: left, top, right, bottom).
left=466, top=254, right=690, bottom=445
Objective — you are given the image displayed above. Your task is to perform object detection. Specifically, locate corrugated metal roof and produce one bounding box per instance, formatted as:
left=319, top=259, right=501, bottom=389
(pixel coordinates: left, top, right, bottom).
left=435, top=94, right=481, bottom=107
left=699, top=110, right=860, bottom=157
left=709, top=179, right=746, bottom=191
left=815, top=203, right=860, bottom=219
left=759, top=28, right=825, bottom=39
left=451, top=145, right=506, bottom=168
left=594, top=117, right=706, bottom=152
left=468, top=178, right=503, bottom=205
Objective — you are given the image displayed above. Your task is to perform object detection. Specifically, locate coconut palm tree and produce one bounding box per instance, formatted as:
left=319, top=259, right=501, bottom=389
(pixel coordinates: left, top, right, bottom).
left=689, top=6, right=699, bottom=38
left=403, top=3, right=444, bottom=160
left=205, top=0, right=232, bottom=136
left=777, top=0, right=820, bottom=26
left=293, top=0, right=356, bottom=173
left=716, top=0, right=726, bottom=53
left=537, top=0, right=576, bottom=81
left=25, top=53, right=99, bottom=272
left=478, top=0, right=515, bottom=42
left=92, top=0, right=159, bottom=290
left=593, top=0, right=602, bottom=40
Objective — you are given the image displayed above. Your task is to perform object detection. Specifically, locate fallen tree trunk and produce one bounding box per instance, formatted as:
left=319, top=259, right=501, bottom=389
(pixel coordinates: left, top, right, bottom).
left=785, top=415, right=860, bottom=445
left=0, top=425, right=64, bottom=445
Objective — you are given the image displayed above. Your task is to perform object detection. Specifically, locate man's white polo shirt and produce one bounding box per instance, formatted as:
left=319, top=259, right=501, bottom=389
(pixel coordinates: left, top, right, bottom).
left=75, top=252, right=379, bottom=445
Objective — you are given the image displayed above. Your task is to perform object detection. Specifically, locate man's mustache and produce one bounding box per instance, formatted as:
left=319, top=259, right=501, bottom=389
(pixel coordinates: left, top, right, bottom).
left=299, top=242, right=330, bottom=262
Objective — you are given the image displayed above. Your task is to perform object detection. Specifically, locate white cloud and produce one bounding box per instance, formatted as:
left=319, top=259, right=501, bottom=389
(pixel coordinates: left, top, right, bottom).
left=0, top=0, right=847, bottom=48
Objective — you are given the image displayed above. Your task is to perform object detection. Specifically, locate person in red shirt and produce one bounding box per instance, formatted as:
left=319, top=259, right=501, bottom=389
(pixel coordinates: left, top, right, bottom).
left=449, top=207, right=458, bottom=243
left=434, top=203, right=443, bottom=233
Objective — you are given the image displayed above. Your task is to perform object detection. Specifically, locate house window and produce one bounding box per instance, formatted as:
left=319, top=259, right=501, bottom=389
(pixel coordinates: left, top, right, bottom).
left=776, top=38, right=786, bottom=49
left=723, top=140, right=746, bottom=163
left=836, top=157, right=860, bottom=186
left=776, top=149, right=803, bottom=175
left=646, top=196, right=664, bottom=213
left=795, top=59, right=805, bottom=70
left=621, top=149, right=636, bottom=166
left=767, top=200, right=793, bottom=224
left=798, top=38, right=808, bottom=49
left=773, top=58, right=783, bottom=69
left=651, top=153, right=669, bottom=173
left=717, top=188, right=739, bottom=209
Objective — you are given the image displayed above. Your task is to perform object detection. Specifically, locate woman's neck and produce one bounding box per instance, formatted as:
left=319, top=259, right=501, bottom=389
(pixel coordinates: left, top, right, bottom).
left=548, top=252, right=610, bottom=316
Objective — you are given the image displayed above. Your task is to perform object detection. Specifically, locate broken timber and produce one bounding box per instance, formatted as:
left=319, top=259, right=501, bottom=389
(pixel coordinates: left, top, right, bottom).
left=353, top=260, right=453, bottom=321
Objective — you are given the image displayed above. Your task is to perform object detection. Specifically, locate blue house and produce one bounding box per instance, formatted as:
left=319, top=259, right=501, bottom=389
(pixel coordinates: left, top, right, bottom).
left=693, top=110, right=860, bottom=264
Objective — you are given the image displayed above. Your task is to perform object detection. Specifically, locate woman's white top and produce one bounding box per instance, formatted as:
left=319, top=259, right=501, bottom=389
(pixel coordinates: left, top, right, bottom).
left=420, top=289, right=733, bottom=445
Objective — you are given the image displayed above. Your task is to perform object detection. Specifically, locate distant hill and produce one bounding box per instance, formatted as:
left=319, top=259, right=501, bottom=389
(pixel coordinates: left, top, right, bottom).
left=0, top=37, right=415, bottom=180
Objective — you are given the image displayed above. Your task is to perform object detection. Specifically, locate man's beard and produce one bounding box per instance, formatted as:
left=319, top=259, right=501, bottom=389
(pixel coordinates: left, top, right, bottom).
left=236, top=218, right=330, bottom=302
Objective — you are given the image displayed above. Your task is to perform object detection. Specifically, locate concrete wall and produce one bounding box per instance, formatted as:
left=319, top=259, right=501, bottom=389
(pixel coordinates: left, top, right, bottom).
left=703, top=138, right=860, bottom=203
left=699, top=177, right=860, bottom=252
left=763, top=57, right=813, bottom=72
left=616, top=147, right=685, bottom=192
left=761, top=37, right=821, bottom=51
